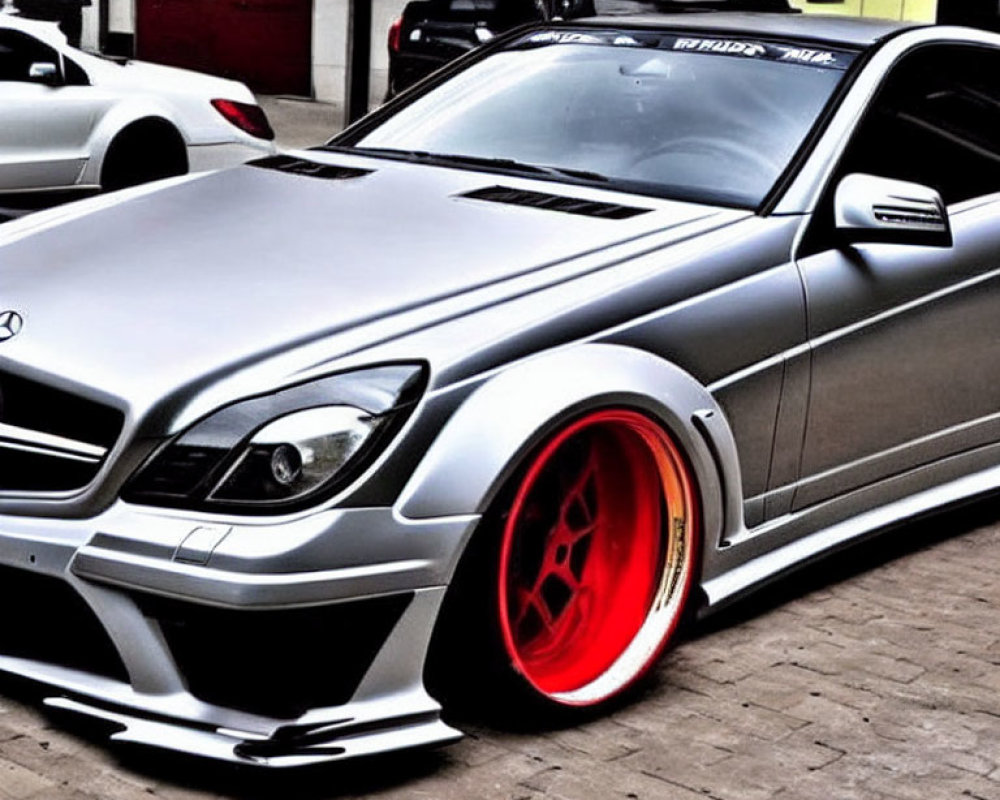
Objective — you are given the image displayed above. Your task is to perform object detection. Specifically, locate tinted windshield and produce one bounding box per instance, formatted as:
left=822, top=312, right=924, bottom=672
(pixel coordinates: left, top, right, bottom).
left=351, top=31, right=856, bottom=208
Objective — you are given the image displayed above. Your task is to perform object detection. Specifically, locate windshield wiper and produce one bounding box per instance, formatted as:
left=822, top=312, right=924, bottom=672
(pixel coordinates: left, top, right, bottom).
left=536, top=164, right=611, bottom=183
left=422, top=152, right=611, bottom=183
left=315, top=145, right=609, bottom=184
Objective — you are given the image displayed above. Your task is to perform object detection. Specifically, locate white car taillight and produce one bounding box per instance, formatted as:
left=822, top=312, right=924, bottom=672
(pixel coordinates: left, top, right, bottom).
left=211, top=99, right=275, bottom=141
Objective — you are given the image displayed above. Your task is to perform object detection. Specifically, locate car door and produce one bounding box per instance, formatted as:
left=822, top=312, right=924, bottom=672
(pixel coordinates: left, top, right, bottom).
left=0, top=29, right=95, bottom=191
left=792, top=44, right=1000, bottom=511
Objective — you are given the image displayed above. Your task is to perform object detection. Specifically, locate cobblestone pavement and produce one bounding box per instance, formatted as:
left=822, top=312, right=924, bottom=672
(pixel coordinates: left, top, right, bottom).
left=0, top=501, right=998, bottom=799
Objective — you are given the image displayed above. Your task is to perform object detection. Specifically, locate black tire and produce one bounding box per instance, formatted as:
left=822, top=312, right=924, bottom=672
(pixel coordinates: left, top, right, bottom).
left=426, top=408, right=700, bottom=723
left=100, top=120, right=188, bottom=193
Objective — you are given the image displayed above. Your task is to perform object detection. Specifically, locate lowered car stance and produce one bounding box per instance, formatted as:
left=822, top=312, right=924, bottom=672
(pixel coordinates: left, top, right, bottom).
left=0, top=13, right=275, bottom=199
left=0, top=11, right=997, bottom=767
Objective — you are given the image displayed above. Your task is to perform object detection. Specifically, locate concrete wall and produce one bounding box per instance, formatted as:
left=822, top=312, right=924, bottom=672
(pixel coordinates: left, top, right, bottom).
left=108, top=0, right=133, bottom=32
left=312, top=0, right=406, bottom=105
left=313, top=0, right=350, bottom=103
left=790, top=0, right=937, bottom=21
left=370, top=0, right=406, bottom=104
left=82, top=0, right=131, bottom=50
left=81, top=3, right=98, bottom=50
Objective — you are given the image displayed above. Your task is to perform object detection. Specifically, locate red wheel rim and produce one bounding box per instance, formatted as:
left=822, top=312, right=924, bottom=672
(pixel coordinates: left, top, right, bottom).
left=498, top=409, right=697, bottom=704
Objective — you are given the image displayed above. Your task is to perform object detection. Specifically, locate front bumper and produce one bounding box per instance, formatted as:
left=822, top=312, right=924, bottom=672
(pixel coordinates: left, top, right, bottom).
left=0, top=503, right=477, bottom=766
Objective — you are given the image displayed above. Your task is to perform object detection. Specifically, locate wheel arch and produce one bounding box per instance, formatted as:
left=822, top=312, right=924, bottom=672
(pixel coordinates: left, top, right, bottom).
left=398, top=343, right=746, bottom=586
left=83, top=106, right=189, bottom=186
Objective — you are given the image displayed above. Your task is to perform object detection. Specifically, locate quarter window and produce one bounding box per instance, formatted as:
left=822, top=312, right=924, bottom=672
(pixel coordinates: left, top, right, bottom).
left=63, top=55, right=88, bottom=85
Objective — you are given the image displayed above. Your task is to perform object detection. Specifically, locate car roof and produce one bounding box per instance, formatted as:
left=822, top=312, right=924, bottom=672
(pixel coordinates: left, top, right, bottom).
left=0, top=11, right=69, bottom=47
left=570, top=12, right=924, bottom=48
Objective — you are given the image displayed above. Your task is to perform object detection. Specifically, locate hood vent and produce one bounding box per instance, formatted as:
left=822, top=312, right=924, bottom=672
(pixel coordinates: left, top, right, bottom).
left=461, top=186, right=651, bottom=220
left=250, top=155, right=373, bottom=181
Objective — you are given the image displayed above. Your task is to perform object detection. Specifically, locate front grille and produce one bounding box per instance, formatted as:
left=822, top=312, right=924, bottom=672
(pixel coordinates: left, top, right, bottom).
left=0, top=565, right=128, bottom=680
left=135, top=592, right=413, bottom=719
left=0, top=372, right=123, bottom=493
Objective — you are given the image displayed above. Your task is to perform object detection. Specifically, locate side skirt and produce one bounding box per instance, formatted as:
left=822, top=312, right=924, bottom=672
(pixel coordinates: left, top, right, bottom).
left=700, top=441, right=1000, bottom=614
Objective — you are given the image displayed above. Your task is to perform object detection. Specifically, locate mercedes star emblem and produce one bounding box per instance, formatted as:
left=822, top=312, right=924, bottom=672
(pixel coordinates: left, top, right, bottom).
left=0, top=311, right=23, bottom=342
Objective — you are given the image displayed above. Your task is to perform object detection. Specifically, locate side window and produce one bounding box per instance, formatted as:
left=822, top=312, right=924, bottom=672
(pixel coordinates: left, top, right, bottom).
left=839, top=46, right=1000, bottom=205
left=0, top=30, right=59, bottom=83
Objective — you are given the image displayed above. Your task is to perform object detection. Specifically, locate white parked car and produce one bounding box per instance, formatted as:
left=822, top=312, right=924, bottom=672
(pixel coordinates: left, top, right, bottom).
left=0, top=13, right=276, bottom=197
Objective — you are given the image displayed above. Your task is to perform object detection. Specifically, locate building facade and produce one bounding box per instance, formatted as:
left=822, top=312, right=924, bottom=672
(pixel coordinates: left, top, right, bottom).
left=60, top=0, right=987, bottom=106
left=73, top=0, right=404, bottom=103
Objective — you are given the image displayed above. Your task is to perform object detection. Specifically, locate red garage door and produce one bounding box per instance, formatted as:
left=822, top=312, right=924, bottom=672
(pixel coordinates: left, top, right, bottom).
left=136, top=0, right=312, bottom=96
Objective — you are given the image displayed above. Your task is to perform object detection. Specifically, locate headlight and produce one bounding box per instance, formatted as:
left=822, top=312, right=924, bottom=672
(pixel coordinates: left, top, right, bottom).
left=123, top=364, right=424, bottom=513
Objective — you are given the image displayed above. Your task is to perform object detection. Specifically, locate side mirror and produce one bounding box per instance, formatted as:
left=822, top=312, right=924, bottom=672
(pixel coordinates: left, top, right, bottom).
left=834, top=173, right=952, bottom=248
left=28, top=61, right=62, bottom=86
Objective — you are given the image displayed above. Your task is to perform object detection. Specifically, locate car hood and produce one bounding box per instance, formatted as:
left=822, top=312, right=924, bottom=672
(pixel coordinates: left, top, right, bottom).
left=0, top=155, right=745, bottom=420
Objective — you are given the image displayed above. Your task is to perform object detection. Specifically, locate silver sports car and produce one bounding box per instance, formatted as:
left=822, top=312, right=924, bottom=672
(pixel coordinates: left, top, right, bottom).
left=0, top=10, right=997, bottom=767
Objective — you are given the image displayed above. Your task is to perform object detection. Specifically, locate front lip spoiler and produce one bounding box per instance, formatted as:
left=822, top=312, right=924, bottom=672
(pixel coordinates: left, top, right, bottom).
left=234, top=711, right=445, bottom=759
left=46, top=695, right=461, bottom=768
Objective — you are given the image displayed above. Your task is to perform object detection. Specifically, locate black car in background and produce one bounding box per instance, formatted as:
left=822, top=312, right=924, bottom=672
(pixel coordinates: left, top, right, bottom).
left=386, top=0, right=594, bottom=97
left=385, top=0, right=798, bottom=97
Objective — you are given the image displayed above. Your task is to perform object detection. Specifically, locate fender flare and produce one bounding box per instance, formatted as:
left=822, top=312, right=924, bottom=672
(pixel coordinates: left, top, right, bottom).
left=397, top=343, right=746, bottom=576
